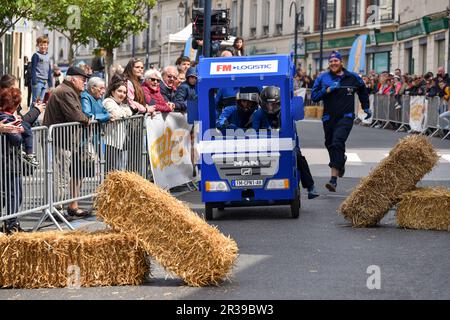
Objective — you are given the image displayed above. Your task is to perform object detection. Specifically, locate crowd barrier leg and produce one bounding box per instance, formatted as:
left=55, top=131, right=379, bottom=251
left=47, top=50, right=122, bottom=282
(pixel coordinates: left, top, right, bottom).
left=33, top=128, right=74, bottom=231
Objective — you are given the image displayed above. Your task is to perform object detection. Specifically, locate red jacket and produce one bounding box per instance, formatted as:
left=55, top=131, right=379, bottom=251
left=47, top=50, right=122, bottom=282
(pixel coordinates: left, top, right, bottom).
left=142, top=82, right=172, bottom=112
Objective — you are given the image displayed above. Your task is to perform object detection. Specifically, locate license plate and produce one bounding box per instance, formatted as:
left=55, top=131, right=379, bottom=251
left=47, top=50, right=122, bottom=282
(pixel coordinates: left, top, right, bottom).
left=232, top=179, right=263, bottom=187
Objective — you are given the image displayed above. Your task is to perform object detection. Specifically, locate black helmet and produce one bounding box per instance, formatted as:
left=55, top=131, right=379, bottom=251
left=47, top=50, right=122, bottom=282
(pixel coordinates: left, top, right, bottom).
left=259, top=86, right=280, bottom=114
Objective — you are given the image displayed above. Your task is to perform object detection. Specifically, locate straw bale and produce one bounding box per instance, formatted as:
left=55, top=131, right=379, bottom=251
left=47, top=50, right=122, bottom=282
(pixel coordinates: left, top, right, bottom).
left=95, top=171, right=238, bottom=287
left=339, top=135, right=439, bottom=227
left=397, top=187, right=450, bottom=231
left=304, top=106, right=317, bottom=118
left=0, top=231, right=148, bottom=289
left=316, top=106, right=324, bottom=120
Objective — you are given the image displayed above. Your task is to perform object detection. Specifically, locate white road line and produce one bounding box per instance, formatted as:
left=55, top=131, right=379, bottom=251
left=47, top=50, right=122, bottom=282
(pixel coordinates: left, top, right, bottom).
left=440, top=154, right=450, bottom=163
left=345, top=152, right=361, bottom=163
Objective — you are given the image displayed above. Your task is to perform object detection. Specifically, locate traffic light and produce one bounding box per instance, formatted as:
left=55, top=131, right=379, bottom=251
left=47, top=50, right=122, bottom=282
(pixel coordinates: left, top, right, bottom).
left=192, top=8, right=230, bottom=41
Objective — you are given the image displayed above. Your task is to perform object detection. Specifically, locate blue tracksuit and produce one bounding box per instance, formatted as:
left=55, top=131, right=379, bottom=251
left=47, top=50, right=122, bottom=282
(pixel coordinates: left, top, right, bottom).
left=216, top=105, right=254, bottom=134
left=311, top=68, right=369, bottom=171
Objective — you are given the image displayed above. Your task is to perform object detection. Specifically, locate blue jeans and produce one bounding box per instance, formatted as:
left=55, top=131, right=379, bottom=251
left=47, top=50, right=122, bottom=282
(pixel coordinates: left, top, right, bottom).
left=31, top=79, right=48, bottom=105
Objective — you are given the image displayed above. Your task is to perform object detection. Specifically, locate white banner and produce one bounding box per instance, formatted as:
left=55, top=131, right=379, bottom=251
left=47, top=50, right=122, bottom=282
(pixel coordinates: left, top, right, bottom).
left=146, top=113, right=194, bottom=190
left=409, top=96, right=428, bottom=133
left=356, top=94, right=374, bottom=124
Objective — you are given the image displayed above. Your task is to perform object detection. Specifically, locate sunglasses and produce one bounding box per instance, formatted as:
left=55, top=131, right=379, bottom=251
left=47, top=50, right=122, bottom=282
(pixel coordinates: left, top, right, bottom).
left=149, top=78, right=160, bottom=83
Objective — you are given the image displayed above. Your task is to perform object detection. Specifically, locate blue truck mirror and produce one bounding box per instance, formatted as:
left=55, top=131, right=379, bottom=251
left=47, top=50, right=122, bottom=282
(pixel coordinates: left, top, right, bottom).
left=187, top=100, right=199, bottom=124
left=291, top=96, right=304, bottom=121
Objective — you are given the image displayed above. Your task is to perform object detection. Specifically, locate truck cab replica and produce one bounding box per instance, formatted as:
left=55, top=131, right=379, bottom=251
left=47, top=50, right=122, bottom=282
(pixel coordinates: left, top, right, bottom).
left=190, top=54, right=304, bottom=220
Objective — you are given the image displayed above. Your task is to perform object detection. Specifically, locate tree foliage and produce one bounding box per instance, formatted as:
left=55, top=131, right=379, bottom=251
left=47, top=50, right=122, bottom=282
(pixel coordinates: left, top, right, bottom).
left=0, top=0, right=34, bottom=38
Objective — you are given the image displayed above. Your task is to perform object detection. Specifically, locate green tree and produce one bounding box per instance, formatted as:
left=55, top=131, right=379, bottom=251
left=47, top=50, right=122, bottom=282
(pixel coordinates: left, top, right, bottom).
left=0, top=0, right=34, bottom=38
left=86, top=0, right=156, bottom=79
left=33, top=0, right=91, bottom=64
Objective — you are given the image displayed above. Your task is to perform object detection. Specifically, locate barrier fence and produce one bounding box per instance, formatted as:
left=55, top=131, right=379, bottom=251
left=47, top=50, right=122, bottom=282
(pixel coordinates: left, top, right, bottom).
left=1, top=95, right=448, bottom=232
left=1, top=115, right=149, bottom=231
left=362, top=94, right=449, bottom=139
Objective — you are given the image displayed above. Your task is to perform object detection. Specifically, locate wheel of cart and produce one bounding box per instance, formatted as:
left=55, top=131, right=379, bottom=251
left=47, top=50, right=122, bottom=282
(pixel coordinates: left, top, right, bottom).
left=290, top=188, right=300, bottom=218
left=205, top=203, right=214, bottom=220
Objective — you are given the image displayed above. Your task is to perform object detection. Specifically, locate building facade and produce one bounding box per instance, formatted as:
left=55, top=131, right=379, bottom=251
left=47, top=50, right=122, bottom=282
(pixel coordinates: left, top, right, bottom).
left=66, top=0, right=450, bottom=76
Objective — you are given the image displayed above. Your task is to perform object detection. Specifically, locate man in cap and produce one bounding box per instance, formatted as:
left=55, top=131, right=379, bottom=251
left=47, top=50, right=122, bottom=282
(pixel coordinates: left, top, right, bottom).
left=43, top=66, right=92, bottom=219
left=311, top=51, right=370, bottom=192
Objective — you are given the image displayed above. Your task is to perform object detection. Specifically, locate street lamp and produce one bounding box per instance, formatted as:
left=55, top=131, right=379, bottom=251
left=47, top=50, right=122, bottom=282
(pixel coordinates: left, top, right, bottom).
left=178, top=1, right=189, bottom=27
left=178, top=1, right=185, bottom=18
left=319, top=0, right=326, bottom=72
left=289, top=1, right=304, bottom=70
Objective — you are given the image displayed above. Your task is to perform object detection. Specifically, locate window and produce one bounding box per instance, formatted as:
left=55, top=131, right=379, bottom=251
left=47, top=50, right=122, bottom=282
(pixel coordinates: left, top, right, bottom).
left=437, top=40, right=445, bottom=70
left=275, top=0, right=283, bottom=25
left=345, top=0, right=360, bottom=26
left=166, top=16, right=172, bottom=34
left=231, top=0, right=238, bottom=35
left=368, top=0, right=395, bottom=22
left=373, top=51, right=390, bottom=73
left=323, top=0, right=336, bottom=29
left=250, top=0, right=257, bottom=37
left=193, top=0, right=204, bottom=8
left=420, top=44, right=427, bottom=75
left=177, top=15, right=184, bottom=30
left=263, top=1, right=270, bottom=35
left=406, top=48, right=414, bottom=74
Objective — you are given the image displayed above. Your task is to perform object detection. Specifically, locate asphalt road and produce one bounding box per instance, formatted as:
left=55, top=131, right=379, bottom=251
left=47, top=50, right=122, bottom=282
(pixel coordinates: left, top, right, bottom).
left=1, top=121, right=450, bottom=300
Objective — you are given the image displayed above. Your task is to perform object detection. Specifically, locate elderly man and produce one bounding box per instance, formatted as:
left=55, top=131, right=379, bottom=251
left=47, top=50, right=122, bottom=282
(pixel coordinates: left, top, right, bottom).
left=43, top=66, right=91, bottom=219
left=160, top=66, right=178, bottom=103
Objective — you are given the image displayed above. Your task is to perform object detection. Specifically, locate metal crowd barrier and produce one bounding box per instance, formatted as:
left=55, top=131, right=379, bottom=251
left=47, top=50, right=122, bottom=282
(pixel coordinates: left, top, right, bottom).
left=303, top=88, right=322, bottom=107
left=1, top=126, right=49, bottom=225
left=1, top=115, right=148, bottom=232
left=368, top=94, right=449, bottom=139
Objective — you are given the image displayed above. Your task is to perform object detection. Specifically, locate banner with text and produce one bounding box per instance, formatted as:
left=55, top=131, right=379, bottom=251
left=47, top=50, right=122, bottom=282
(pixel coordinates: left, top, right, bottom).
left=146, top=113, right=194, bottom=190
left=409, top=96, right=428, bottom=133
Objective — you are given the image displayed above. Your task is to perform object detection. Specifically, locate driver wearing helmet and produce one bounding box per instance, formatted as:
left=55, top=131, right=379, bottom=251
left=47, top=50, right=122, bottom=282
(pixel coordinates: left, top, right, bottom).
left=253, top=86, right=319, bottom=199
left=216, top=88, right=259, bottom=134
left=251, top=86, right=282, bottom=130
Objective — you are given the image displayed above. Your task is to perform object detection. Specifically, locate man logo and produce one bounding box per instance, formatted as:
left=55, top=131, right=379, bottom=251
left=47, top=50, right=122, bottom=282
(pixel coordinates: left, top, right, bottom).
left=241, top=168, right=252, bottom=176
left=234, top=160, right=260, bottom=167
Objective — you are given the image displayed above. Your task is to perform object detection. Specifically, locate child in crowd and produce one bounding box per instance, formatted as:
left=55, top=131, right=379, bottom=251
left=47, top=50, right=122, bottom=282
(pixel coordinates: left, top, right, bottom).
left=30, top=36, right=52, bottom=106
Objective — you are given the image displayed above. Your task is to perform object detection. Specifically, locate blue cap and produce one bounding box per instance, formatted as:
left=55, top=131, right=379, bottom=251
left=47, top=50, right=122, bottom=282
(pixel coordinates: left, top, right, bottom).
left=329, top=51, right=342, bottom=61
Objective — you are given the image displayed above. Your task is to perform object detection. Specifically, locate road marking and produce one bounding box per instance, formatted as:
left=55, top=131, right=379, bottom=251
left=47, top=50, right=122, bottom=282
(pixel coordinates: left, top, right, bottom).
left=440, top=154, right=450, bottom=163
left=345, top=152, right=361, bottom=163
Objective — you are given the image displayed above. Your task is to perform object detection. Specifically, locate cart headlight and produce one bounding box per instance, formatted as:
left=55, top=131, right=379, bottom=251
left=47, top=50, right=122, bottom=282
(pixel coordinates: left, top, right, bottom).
left=205, top=181, right=229, bottom=192
left=266, top=179, right=289, bottom=190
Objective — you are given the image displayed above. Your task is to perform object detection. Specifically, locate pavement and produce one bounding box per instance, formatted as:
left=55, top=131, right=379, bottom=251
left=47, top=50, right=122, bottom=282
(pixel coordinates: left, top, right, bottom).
left=2, top=120, right=450, bottom=300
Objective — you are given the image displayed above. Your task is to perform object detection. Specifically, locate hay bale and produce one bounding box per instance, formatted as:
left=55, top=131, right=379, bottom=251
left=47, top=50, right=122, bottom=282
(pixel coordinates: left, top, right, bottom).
left=95, top=171, right=238, bottom=287
left=304, top=106, right=317, bottom=118
left=397, top=187, right=450, bottom=231
left=0, top=231, right=148, bottom=289
left=339, top=135, right=439, bottom=227
left=316, top=106, right=324, bottom=120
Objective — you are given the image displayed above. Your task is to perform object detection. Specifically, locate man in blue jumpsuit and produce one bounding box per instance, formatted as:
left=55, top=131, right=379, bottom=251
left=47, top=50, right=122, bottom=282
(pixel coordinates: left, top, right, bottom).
left=252, top=86, right=319, bottom=199
left=311, top=51, right=371, bottom=192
